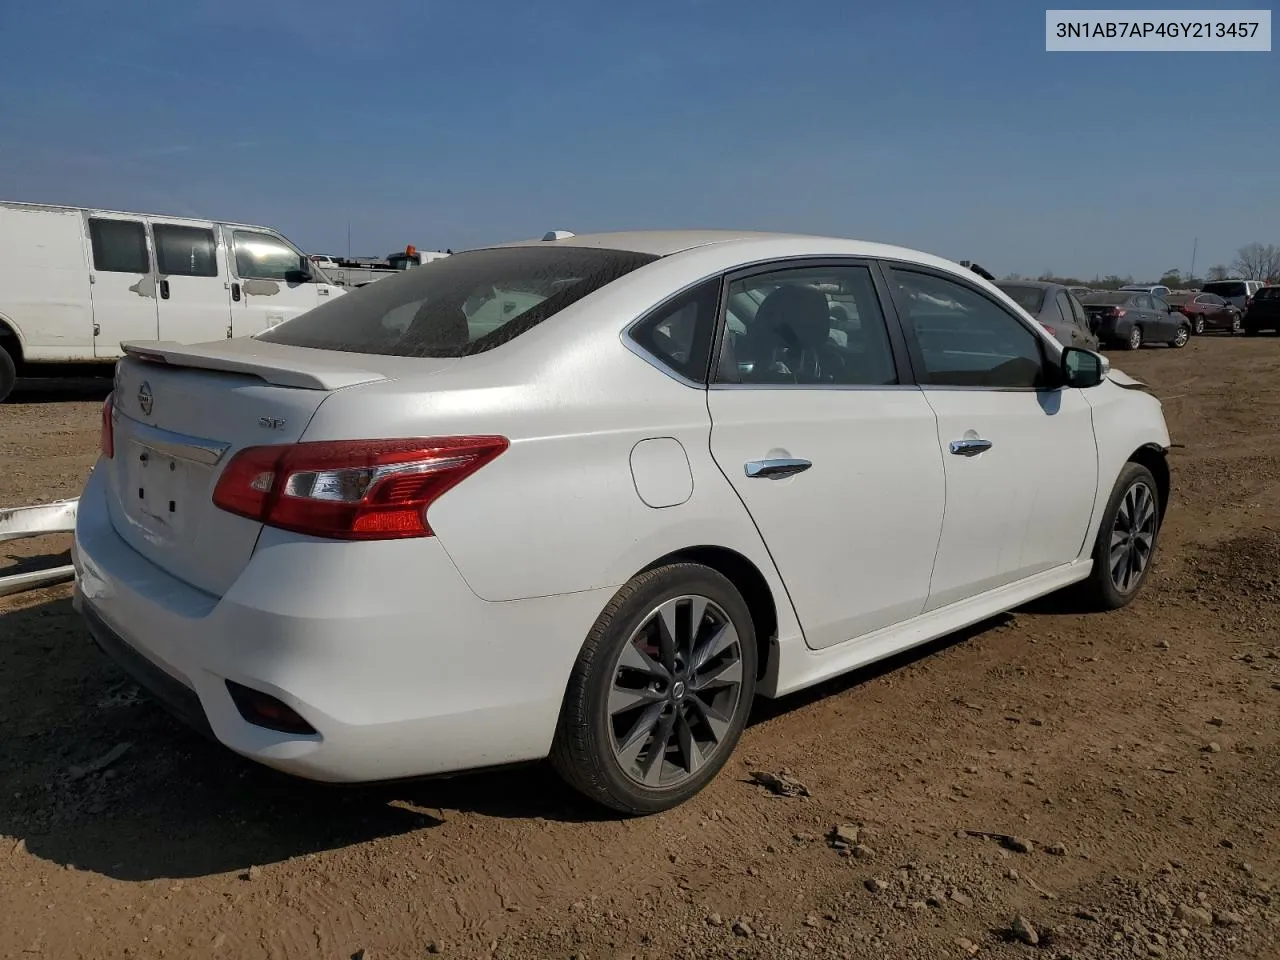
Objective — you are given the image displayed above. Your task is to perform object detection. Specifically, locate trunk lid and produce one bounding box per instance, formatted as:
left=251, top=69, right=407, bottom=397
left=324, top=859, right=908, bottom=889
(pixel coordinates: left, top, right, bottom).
left=104, top=340, right=453, bottom=597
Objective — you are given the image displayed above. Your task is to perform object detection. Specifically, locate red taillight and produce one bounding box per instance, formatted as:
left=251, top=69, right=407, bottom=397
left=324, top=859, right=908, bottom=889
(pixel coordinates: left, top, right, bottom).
left=211, top=436, right=508, bottom=540
left=1111, top=307, right=1127, bottom=318
left=100, top=393, right=115, bottom=459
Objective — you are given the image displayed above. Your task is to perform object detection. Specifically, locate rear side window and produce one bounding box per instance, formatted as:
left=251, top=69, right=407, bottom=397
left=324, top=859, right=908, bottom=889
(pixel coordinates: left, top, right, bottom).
left=153, top=224, right=218, bottom=277
left=88, top=218, right=149, bottom=274
left=1255, top=287, right=1280, bottom=300
left=628, top=277, right=721, bottom=383
left=257, top=246, right=659, bottom=357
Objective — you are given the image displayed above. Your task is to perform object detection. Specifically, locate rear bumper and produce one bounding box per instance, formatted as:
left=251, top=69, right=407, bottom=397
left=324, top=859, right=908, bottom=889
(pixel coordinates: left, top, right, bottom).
left=73, top=466, right=616, bottom=782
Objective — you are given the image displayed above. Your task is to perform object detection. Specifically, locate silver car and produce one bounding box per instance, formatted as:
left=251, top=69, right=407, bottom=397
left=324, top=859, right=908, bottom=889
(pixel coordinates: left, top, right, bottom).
left=996, top=281, right=1099, bottom=350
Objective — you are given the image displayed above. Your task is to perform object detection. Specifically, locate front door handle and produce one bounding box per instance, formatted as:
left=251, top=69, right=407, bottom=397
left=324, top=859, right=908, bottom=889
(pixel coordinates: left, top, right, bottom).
left=159, top=279, right=170, bottom=300
left=745, top=458, right=812, bottom=479
left=949, top=439, right=992, bottom=457
left=231, top=282, right=241, bottom=302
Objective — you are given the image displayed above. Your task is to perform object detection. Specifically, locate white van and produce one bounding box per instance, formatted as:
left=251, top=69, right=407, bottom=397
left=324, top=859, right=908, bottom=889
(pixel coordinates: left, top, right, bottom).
left=0, top=200, right=345, bottom=401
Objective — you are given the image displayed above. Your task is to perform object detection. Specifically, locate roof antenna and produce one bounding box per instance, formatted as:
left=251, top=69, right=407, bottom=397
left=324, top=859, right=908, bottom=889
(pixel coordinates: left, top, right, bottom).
left=542, top=230, right=575, bottom=241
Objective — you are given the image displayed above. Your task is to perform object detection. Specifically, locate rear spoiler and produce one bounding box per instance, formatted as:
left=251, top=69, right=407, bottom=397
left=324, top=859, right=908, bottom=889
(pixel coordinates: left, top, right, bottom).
left=120, top=341, right=387, bottom=391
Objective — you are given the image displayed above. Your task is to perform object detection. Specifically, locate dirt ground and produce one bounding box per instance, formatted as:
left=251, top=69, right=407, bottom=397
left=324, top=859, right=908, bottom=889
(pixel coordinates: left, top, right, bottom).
left=1, top=340, right=1277, bottom=960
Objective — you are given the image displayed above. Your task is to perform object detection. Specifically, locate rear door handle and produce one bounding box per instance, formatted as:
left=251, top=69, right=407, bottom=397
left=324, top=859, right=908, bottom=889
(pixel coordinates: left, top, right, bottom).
left=949, top=439, right=992, bottom=457
left=159, top=279, right=170, bottom=300
left=745, top=458, right=811, bottom=479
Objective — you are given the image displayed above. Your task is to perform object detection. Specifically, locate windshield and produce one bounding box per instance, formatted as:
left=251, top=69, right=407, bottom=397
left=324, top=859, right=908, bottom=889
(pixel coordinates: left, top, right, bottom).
left=386, top=255, right=416, bottom=271
left=1202, top=281, right=1247, bottom=297
left=997, top=284, right=1047, bottom=313
left=256, top=245, right=658, bottom=357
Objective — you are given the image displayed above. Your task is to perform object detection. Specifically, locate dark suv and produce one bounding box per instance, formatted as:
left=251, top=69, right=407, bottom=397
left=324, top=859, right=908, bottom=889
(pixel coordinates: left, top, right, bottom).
left=1244, top=286, right=1280, bottom=335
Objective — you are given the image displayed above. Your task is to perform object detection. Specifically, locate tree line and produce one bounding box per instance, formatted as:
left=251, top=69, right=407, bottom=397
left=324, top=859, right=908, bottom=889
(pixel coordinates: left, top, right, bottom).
left=1004, top=242, right=1280, bottom=290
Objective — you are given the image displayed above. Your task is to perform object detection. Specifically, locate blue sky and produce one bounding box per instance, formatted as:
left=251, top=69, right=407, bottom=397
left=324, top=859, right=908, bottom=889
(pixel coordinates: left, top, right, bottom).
left=0, top=0, right=1274, bottom=280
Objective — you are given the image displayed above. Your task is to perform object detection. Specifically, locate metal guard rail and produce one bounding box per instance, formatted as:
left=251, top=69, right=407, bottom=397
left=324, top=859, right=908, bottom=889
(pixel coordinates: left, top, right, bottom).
left=0, top=498, right=79, bottom=597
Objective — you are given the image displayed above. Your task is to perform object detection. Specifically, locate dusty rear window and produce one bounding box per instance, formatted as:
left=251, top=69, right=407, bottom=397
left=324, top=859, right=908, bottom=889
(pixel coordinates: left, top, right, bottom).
left=997, top=284, right=1047, bottom=313
left=256, top=245, right=659, bottom=357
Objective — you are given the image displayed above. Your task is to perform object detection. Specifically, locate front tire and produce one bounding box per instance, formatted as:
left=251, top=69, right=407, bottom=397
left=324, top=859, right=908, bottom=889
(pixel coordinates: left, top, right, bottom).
left=1080, top=462, right=1162, bottom=611
left=1170, top=324, right=1189, bottom=348
left=551, top=563, right=757, bottom=815
left=1230, top=315, right=1242, bottom=334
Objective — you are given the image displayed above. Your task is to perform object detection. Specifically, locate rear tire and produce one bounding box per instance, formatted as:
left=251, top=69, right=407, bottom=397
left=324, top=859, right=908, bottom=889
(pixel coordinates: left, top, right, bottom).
left=1079, top=462, right=1162, bottom=611
left=551, top=563, right=758, bottom=815
left=1125, top=326, right=1143, bottom=350
left=1193, top=316, right=1206, bottom=335
left=0, top=343, right=16, bottom=403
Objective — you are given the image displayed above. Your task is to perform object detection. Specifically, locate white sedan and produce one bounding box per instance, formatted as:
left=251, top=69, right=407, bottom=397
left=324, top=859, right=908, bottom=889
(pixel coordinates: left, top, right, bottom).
left=73, top=230, right=1171, bottom=814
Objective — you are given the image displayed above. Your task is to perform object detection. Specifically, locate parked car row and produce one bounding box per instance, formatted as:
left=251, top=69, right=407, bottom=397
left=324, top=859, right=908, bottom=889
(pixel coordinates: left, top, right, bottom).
left=991, top=274, right=1275, bottom=353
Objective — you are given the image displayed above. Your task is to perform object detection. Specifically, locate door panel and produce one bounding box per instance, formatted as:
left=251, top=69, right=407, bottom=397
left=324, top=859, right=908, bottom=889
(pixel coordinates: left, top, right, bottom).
left=86, top=215, right=159, bottom=357
left=885, top=265, right=1099, bottom=609
left=227, top=227, right=328, bottom=336
left=707, top=261, right=944, bottom=650
left=919, top=388, right=1098, bottom=608
left=709, top=389, right=945, bottom=646
left=149, top=220, right=233, bottom=344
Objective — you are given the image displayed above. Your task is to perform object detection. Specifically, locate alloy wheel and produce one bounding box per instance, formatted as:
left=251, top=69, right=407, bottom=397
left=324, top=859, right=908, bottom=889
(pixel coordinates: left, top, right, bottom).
left=1173, top=326, right=1189, bottom=347
left=1110, top=480, right=1157, bottom=594
left=1128, top=327, right=1142, bottom=350
left=1194, top=317, right=1205, bottom=335
left=607, top=595, right=744, bottom=789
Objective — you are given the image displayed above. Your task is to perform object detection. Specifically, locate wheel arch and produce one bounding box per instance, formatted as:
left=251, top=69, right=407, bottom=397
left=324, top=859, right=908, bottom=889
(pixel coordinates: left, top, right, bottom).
left=636, top=545, right=779, bottom=681
left=1128, top=443, right=1170, bottom=524
left=0, top=314, right=25, bottom=364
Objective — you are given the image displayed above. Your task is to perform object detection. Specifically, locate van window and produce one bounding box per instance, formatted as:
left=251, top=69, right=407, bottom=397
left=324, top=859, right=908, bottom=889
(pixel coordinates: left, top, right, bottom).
left=257, top=245, right=659, bottom=358
left=234, top=230, right=307, bottom=282
left=1202, top=281, right=1247, bottom=298
left=153, top=225, right=218, bottom=277
left=88, top=218, right=149, bottom=274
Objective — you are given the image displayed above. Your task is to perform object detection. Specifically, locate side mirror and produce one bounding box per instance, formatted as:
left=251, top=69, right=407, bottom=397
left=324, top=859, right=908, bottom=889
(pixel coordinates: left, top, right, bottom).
left=1061, top=347, right=1106, bottom=388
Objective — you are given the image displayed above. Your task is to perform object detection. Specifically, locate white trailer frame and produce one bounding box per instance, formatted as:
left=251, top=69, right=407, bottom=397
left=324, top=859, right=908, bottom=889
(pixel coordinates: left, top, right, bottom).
left=0, top=498, right=78, bottom=597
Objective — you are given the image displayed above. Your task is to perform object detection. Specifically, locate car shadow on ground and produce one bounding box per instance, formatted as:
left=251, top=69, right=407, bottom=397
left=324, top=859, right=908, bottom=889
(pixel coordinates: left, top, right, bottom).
left=0, top=589, right=1068, bottom=882
left=8, top=377, right=112, bottom=404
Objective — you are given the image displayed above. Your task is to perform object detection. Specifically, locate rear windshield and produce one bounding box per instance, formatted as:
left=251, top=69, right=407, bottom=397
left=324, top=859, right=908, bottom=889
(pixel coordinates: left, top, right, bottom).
left=1201, top=281, right=1247, bottom=297
left=1255, top=286, right=1280, bottom=300
left=257, top=245, right=659, bottom=357
left=1083, top=292, right=1130, bottom=305
left=1165, top=294, right=1191, bottom=305
left=997, top=284, right=1047, bottom=313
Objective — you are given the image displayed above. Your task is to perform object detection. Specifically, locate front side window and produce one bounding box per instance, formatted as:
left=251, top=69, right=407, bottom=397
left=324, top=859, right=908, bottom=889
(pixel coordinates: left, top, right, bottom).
left=257, top=245, right=659, bottom=358
left=890, top=268, right=1048, bottom=389
left=153, top=224, right=217, bottom=277
left=714, top=264, right=898, bottom=386
left=629, top=277, right=721, bottom=383
left=233, top=230, right=307, bottom=282
left=89, top=218, right=149, bottom=274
